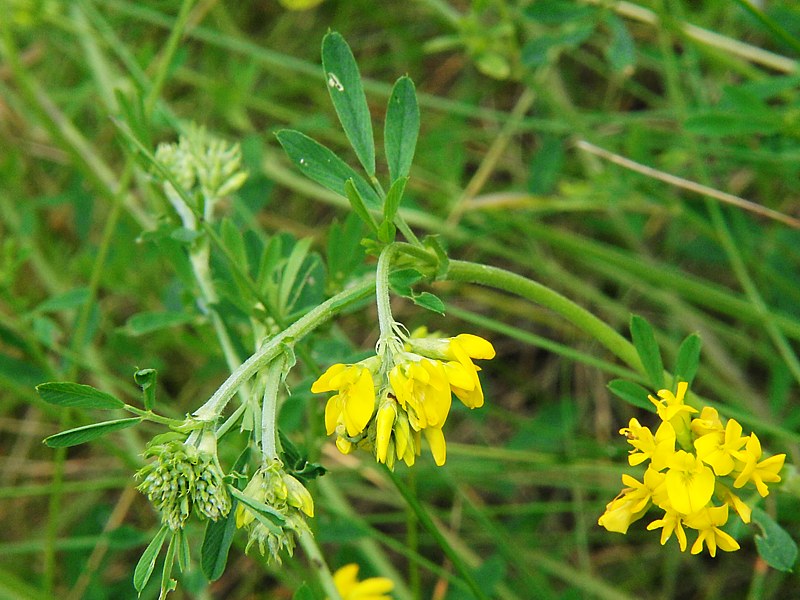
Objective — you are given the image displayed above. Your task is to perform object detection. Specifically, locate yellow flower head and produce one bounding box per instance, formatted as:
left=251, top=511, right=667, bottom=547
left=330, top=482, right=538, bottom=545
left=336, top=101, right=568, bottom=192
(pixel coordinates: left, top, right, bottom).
left=312, top=361, right=378, bottom=438
left=621, top=419, right=676, bottom=471
left=332, top=563, right=394, bottom=600
left=649, top=381, right=697, bottom=424
left=647, top=508, right=688, bottom=552
left=694, top=418, right=748, bottom=476
left=664, top=450, right=715, bottom=515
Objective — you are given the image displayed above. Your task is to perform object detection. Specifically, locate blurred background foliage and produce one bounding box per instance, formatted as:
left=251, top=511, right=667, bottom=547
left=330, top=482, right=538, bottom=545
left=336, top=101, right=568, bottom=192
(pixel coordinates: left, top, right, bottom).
left=1, top=0, right=800, bottom=598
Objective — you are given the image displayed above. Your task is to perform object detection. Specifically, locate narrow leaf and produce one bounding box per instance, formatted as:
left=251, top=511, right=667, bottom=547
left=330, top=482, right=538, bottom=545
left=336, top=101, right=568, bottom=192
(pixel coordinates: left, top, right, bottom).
left=674, top=334, right=702, bottom=388
left=630, top=315, right=665, bottom=389
left=36, top=382, right=124, bottom=410
left=276, top=130, right=381, bottom=209
left=34, top=288, right=90, bottom=313
left=385, top=76, right=419, bottom=182
left=124, top=311, right=195, bottom=336
left=344, top=179, right=379, bottom=232
left=201, top=499, right=239, bottom=581
left=279, top=238, right=313, bottom=313
left=134, top=525, right=170, bottom=592
left=607, top=379, right=654, bottom=411
left=321, top=31, right=375, bottom=176
left=383, top=176, right=407, bottom=226
left=44, top=417, right=142, bottom=448
left=752, top=507, right=798, bottom=572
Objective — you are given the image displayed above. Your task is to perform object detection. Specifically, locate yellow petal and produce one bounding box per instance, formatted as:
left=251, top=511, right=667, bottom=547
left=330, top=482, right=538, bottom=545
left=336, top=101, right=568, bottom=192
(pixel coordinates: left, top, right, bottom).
left=325, top=395, right=342, bottom=435
left=311, top=363, right=347, bottom=393
left=424, top=427, right=447, bottom=466
left=375, top=401, right=396, bottom=464
left=454, top=334, right=495, bottom=359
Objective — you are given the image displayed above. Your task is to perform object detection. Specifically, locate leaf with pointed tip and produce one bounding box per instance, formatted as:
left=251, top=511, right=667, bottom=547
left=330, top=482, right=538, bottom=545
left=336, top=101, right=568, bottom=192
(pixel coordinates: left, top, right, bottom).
left=134, top=526, right=170, bottom=593
left=36, top=382, right=124, bottom=410
left=607, top=379, right=653, bottom=411
left=322, top=32, right=375, bottom=176
left=752, top=507, right=798, bottom=572
left=44, top=417, right=142, bottom=447
left=674, top=334, right=702, bottom=388
left=385, top=76, right=419, bottom=182
left=276, top=130, right=380, bottom=209
left=630, top=315, right=665, bottom=389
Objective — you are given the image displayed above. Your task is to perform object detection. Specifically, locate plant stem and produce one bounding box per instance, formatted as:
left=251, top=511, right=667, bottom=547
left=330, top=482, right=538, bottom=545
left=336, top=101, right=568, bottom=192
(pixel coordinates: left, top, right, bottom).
left=297, top=529, right=342, bottom=600
left=260, top=356, right=286, bottom=462
left=445, top=260, right=644, bottom=373
left=193, top=278, right=374, bottom=421
left=375, top=244, right=399, bottom=341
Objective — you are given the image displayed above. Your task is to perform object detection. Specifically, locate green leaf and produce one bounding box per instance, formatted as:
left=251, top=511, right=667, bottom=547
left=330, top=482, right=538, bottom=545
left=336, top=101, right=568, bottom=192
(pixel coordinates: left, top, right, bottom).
left=674, top=334, right=702, bottom=388
left=33, top=287, right=90, bottom=313
left=124, top=311, right=195, bottom=336
left=276, top=130, right=381, bottom=209
left=423, top=235, right=450, bottom=279
left=607, top=379, right=654, bottom=411
left=389, top=268, right=423, bottom=297
left=221, top=217, right=249, bottom=274
left=630, top=315, right=665, bottom=389
left=36, top=382, right=124, bottom=410
left=292, top=583, right=315, bottom=600
left=134, top=525, right=170, bottom=593
left=752, top=507, right=798, bottom=572
left=524, top=0, right=596, bottom=24
left=344, top=179, right=379, bottom=232
left=134, top=368, right=158, bottom=411
left=175, top=528, right=191, bottom=572
left=228, top=487, right=286, bottom=532
left=412, top=292, right=446, bottom=315
left=278, top=237, right=313, bottom=313
left=384, top=76, right=419, bottom=182
left=44, top=417, right=142, bottom=448
left=382, top=176, right=407, bottom=230
left=321, top=31, right=375, bottom=176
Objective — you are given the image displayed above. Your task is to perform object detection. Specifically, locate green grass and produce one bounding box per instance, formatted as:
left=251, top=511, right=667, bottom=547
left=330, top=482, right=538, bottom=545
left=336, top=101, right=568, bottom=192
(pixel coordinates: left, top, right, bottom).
left=1, top=0, right=800, bottom=598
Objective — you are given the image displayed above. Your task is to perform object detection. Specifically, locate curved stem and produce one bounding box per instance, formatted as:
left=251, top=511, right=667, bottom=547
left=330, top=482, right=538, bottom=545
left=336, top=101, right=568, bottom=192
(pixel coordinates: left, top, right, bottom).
left=261, top=355, right=286, bottom=462
left=193, top=277, right=374, bottom=421
left=298, top=529, right=342, bottom=600
left=445, top=260, right=645, bottom=373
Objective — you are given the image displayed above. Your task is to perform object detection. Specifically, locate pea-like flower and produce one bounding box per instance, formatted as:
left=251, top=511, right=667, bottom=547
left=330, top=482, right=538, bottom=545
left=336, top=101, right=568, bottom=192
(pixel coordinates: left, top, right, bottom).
left=312, top=329, right=495, bottom=468
left=599, top=381, right=787, bottom=556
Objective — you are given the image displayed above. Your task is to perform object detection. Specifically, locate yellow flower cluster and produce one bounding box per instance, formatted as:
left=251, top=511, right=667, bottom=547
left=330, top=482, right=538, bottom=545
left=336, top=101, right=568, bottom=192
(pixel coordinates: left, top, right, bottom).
left=311, top=328, right=495, bottom=468
left=599, top=382, right=786, bottom=556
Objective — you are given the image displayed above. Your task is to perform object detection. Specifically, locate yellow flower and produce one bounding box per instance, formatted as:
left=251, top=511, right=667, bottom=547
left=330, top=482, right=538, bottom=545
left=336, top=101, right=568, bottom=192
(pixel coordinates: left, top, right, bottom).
left=694, top=417, right=748, bottom=476
left=664, top=450, right=715, bottom=515
left=389, top=355, right=452, bottom=430
left=647, top=509, right=688, bottom=551
left=332, top=563, right=394, bottom=600
left=598, top=473, right=654, bottom=533
left=717, top=483, right=752, bottom=524
left=621, top=419, right=676, bottom=471
left=649, top=381, right=697, bottom=423
left=690, top=406, right=723, bottom=438
left=405, top=329, right=495, bottom=409
left=685, top=505, right=740, bottom=557
left=733, top=433, right=786, bottom=497
left=312, top=362, right=377, bottom=437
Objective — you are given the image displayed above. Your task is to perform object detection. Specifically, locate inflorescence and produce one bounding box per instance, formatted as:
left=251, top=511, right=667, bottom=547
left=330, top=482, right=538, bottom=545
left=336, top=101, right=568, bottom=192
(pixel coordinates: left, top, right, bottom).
left=599, top=382, right=786, bottom=556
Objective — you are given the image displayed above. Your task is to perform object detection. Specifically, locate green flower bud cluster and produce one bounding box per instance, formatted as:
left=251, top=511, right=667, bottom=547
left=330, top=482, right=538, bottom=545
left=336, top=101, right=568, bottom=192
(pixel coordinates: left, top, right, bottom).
left=136, top=432, right=231, bottom=530
left=155, top=125, right=248, bottom=206
left=236, top=459, right=314, bottom=564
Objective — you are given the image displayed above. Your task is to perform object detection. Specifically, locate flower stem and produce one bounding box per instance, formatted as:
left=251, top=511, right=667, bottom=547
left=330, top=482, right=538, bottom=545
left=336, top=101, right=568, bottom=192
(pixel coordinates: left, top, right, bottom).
left=375, top=244, right=398, bottom=342
left=261, top=356, right=286, bottom=462
left=297, top=529, right=342, bottom=600
left=193, top=277, right=374, bottom=422
left=444, top=260, right=645, bottom=373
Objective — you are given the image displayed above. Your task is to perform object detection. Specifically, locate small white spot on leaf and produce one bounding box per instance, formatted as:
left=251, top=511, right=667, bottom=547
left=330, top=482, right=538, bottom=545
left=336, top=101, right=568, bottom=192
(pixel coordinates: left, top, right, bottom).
left=327, top=73, right=344, bottom=92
